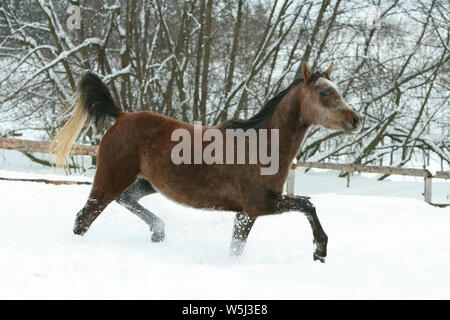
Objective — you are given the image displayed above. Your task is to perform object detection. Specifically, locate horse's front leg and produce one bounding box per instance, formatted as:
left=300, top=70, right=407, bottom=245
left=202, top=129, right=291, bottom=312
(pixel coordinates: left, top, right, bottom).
left=230, top=212, right=255, bottom=256
left=275, top=195, right=328, bottom=263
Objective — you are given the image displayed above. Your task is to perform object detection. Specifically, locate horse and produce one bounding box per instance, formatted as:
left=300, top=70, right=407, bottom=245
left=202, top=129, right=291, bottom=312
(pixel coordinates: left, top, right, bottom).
left=50, top=61, right=362, bottom=262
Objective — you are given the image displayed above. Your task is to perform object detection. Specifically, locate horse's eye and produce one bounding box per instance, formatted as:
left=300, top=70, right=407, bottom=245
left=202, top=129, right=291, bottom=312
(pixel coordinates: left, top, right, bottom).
left=318, top=90, right=328, bottom=97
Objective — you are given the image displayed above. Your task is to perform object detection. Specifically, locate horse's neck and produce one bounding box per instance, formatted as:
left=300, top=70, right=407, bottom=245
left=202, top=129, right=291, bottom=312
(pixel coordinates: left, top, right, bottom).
left=266, top=88, right=310, bottom=174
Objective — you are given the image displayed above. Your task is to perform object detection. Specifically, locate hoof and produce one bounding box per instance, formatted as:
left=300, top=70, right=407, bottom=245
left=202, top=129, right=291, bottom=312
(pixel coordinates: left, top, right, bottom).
left=150, top=221, right=165, bottom=243
left=313, top=253, right=325, bottom=263
left=151, top=231, right=165, bottom=243
left=229, top=248, right=244, bottom=257
left=229, top=240, right=246, bottom=257
left=73, top=224, right=87, bottom=236
left=313, top=236, right=327, bottom=263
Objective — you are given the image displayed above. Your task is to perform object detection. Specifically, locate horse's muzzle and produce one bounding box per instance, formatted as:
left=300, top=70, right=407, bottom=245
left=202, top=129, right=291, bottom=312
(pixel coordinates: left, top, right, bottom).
left=342, top=113, right=362, bottom=135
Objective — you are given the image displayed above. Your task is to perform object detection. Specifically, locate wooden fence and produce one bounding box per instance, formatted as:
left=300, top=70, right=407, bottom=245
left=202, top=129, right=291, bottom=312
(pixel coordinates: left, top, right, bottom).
left=286, top=161, right=449, bottom=207
left=0, top=138, right=97, bottom=156
left=1, top=138, right=449, bottom=206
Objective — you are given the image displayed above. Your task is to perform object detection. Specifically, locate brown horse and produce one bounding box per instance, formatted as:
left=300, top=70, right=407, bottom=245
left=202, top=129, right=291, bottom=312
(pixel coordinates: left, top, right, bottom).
left=50, top=62, right=362, bottom=262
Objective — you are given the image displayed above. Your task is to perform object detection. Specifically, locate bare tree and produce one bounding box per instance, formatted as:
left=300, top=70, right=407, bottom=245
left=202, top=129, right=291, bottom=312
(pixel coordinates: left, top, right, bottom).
left=0, top=0, right=448, bottom=171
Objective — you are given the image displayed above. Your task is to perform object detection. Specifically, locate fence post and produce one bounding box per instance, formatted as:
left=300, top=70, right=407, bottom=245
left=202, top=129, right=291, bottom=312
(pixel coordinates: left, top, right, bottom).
left=424, top=177, right=432, bottom=203
left=286, top=167, right=296, bottom=195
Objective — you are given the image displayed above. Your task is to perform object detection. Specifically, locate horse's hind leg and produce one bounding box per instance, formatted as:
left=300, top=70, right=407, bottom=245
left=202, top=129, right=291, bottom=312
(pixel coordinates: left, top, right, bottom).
left=116, top=178, right=165, bottom=242
left=73, top=188, right=116, bottom=236
left=73, top=157, right=139, bottom=235
left=230, top=212, right=255, bottom=256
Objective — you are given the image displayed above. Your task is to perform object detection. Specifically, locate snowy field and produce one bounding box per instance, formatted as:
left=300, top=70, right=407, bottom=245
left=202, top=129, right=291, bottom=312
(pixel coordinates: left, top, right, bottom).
left=0, top=150, right=450, bottom=299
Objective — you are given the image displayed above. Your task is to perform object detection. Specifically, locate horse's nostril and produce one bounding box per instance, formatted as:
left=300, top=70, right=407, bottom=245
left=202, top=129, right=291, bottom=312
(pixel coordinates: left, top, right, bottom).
left=352, top=115, right=359, bottom=127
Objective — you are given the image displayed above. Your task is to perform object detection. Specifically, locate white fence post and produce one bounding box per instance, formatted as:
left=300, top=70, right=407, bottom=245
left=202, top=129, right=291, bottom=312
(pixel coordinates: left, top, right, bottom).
left=286, top=168, right=296, bottom=195
left=424, top=177, right=432, bottom=203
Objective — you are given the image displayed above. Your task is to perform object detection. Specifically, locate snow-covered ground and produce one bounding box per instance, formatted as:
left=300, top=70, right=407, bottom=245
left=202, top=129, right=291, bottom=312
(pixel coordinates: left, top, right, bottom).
left=0, top=150, right=449, bottom=299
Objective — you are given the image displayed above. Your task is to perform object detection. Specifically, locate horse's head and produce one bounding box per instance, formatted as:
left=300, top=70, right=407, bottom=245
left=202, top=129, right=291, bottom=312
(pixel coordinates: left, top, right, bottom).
left=299, top=61, right=362, bottom=135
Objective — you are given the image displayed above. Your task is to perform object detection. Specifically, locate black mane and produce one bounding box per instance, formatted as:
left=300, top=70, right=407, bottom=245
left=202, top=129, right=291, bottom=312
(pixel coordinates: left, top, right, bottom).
left=223, top=72, right=330, bottom=130
left=224, top=77, right=304, bottom=130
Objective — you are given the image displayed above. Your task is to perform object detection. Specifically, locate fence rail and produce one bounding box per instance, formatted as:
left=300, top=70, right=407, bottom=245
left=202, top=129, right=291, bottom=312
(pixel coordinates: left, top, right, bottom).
left=0, top=138, right=97, bottom=156
left=1, top=138, right=449, bottom=206
left=286, top=161, right=449, bottom=206
left=293, top=161, right=450, bottom=179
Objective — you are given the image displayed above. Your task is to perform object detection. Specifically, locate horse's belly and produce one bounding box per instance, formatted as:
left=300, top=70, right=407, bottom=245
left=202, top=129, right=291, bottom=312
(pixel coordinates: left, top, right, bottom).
left=142, top=168, right=241, bottom=212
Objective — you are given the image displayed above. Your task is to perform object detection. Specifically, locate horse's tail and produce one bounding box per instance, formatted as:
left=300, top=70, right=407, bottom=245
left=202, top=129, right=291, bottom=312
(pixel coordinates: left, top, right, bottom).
left=49, top=73, right=121, bottom=168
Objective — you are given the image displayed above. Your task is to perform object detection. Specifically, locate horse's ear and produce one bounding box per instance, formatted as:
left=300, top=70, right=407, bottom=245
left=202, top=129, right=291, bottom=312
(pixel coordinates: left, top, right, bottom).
left=301, top=61, right=312, bottom=81
left=325, top=63, right=333, bottom=79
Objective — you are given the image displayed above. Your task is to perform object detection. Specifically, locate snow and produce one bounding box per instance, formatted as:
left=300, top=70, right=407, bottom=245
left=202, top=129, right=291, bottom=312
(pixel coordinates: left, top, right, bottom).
left=0, top=163, right=449, bottom=299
